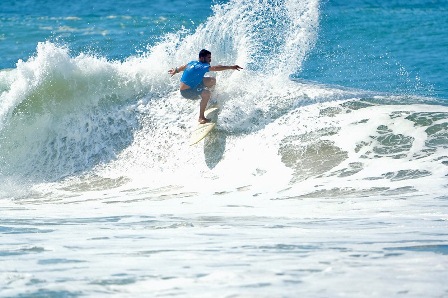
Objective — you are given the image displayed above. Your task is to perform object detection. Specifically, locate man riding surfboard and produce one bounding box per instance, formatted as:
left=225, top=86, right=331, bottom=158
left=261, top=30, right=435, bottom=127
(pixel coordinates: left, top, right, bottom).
left=168, top=49, right=242, bottom=124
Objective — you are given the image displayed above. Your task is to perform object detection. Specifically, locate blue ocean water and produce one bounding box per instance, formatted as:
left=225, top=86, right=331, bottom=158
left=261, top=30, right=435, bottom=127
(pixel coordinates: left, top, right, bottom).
left=1, top=0, right=447, bottom=98
left=1, top=0, right=448, bottom=297
left=301, top=0, right=448, bottom=98
left=0, top=0, right=213, bottom=68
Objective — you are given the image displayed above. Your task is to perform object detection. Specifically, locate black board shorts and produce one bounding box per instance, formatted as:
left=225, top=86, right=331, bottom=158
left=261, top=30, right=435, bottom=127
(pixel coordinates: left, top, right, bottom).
left=180, top=82, right=205, bottom=99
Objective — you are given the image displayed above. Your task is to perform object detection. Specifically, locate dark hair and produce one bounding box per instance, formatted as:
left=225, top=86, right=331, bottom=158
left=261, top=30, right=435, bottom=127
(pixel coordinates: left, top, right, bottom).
left=199, top=49, right=211, bottom=58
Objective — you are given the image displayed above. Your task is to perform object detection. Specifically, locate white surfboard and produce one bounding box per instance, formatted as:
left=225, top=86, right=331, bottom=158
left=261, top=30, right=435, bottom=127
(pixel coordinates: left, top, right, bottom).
left=204, top=106, right=219, bottom=118
left=189, top=107, right=219, bottom=146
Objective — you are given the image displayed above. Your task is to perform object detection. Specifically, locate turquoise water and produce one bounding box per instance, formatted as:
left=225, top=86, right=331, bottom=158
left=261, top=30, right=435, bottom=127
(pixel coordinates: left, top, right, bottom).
left=301, top=0, right=448, bottom=98
left=1, top=0, right=212, bottom=68
left=1, top=0, right=448, bottom=297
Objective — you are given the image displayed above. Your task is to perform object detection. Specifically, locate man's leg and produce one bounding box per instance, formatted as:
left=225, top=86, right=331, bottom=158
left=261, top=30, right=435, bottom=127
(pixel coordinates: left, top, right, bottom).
left=203, top=77, right=216, bottom=89
left=198, top=77, right=216, bottom=123
left=199, top=89, right=211, bottom=123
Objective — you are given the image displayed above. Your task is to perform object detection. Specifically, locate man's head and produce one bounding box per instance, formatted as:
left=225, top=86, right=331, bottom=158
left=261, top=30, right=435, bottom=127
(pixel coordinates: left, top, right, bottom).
left=199, top=49, right=212, bottom=63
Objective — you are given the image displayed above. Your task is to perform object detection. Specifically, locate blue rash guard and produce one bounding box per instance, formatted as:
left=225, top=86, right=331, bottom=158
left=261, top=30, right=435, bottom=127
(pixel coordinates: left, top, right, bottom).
left=180, top=60, right=210, bottom=88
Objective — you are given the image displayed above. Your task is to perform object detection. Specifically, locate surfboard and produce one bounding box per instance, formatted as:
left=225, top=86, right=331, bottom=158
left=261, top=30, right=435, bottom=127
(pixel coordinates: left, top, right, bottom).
left=189, top=107, right=219, bottom=146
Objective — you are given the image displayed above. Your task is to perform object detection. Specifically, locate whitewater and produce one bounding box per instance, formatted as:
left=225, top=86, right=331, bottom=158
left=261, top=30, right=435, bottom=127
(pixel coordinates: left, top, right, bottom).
left=1, top=0, right=448, bottom=297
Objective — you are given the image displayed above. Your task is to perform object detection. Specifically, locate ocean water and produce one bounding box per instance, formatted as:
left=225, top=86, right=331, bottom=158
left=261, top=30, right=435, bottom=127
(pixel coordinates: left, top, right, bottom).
left=1, top=0, right=448, bottom=297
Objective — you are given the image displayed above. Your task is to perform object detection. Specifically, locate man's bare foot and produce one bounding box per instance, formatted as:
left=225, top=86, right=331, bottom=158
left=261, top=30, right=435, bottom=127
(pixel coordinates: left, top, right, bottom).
left=199, top=118, right=211, bottom=124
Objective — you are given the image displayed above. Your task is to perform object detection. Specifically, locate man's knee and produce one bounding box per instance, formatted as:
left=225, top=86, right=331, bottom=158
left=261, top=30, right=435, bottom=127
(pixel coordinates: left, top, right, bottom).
left=201, top=89, right=211, bottom=98
left=203, top=77, right=216, bottom=87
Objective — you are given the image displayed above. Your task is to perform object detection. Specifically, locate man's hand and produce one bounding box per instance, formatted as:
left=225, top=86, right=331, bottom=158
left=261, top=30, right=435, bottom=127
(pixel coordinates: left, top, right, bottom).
left=168, top=68, right=177, bottom=77
left=233, top=65, right=243, bottom=71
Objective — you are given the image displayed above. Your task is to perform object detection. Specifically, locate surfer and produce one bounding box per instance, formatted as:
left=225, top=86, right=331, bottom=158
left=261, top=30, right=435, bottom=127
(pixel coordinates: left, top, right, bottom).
left=168, top=49, right=242, bottom=124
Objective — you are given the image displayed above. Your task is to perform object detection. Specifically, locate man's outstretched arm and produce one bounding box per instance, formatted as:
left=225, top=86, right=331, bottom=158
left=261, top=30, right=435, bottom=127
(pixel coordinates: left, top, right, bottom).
left=210, top=65, right=243, bottom=72
left=168, top=64, right=187, bottom=76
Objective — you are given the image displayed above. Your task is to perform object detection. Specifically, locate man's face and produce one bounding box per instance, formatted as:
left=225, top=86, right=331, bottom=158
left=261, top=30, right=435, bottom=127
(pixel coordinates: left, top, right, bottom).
left=200, top=54, right=212, bottom=63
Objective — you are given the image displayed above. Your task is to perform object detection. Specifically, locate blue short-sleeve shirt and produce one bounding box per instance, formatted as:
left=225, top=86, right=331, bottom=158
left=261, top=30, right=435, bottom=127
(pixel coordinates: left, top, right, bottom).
left=180, top=61, right=210, bottom=88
